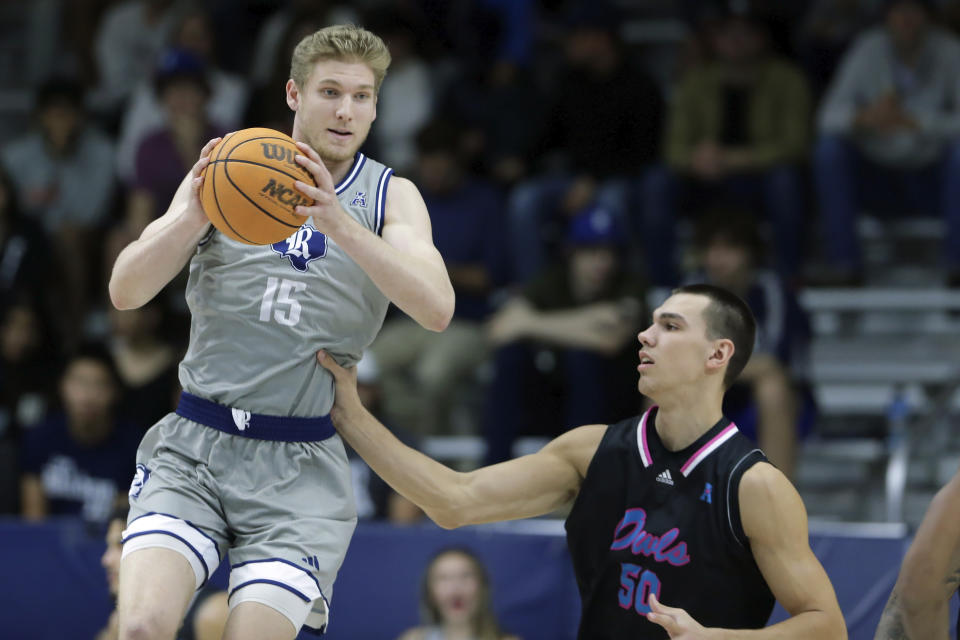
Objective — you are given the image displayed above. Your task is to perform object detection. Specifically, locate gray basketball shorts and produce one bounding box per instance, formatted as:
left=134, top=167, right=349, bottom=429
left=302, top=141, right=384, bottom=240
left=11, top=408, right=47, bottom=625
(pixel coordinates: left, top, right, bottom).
left=122, top=412, right=357, bottom=633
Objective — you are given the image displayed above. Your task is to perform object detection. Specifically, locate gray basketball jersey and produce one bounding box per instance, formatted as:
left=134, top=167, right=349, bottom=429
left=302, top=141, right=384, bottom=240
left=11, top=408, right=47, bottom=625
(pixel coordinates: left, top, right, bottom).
left=179, top=152, right=393, bottom=417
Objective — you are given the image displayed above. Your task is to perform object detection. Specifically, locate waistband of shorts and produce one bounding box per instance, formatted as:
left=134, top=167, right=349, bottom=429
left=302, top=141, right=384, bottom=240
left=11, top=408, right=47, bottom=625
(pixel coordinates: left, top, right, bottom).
left=175, top=392, right=335, bottom=442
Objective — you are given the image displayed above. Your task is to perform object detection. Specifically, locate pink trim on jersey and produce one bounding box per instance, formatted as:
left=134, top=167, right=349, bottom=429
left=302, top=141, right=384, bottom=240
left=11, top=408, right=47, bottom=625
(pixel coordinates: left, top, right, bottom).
left=636, top=406, right=656, bottom=467
left=680, top=423, right=738, bottom=477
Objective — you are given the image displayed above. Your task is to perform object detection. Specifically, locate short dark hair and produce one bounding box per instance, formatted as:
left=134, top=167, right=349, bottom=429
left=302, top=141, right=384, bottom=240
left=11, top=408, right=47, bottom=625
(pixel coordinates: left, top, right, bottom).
left=66, top=341, right=120, bottom=387
left=693, top=207, right=765, bottom=266
left=35, top=76, right=84, bottom=113
left=674, top=283, right=756, bottom=388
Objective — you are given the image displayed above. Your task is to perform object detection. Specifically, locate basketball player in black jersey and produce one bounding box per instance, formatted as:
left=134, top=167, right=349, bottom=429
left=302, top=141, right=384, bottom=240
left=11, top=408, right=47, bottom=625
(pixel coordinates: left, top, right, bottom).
left=874, top=465, right=960, bottom=640
left=317, top=284, right=846, bottom=638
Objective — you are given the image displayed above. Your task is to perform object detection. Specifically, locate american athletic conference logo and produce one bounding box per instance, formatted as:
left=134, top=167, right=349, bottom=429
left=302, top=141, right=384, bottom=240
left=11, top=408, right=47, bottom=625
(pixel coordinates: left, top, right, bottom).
left=272, top=224, right=327, bottom=272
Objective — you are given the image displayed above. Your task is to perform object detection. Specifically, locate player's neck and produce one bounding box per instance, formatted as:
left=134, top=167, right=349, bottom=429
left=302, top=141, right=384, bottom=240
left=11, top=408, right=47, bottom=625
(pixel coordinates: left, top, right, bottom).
left=323, top=156, right=354, bottom=186
left=653, top=391, right=724, bottom=452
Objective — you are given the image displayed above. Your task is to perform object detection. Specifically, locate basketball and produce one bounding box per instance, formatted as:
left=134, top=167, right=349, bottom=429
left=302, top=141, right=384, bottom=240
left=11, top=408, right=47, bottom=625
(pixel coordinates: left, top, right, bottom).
left=200, top=127, right=316, bottom=245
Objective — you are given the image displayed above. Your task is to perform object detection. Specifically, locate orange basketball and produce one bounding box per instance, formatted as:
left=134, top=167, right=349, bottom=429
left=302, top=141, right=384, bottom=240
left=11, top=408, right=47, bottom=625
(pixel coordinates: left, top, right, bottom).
left=200, top=128, right=316, bottom=245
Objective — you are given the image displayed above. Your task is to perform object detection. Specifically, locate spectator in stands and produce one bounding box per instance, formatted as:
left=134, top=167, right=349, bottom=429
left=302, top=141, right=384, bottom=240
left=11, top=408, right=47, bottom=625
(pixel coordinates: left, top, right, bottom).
left=106, top=49, right=228, bottom=285
left=349, top=352, right=423, bottom=525
left=365, top=9, right=435, bottom=175
left=90, top=0, right=185, bottom=118
left=97, top=503, right=228, bottom=640
left=439, top=58, right=544, bottom=187
left=244, top=11, right=329, bottom=134
left=0, top=77, right=116, bottom=338
left=483, top=205, right=644, bottom=464
left=815, top=0, right=960, bottom=286
left=398, top=547, right=519, bottom=640
left=0, top=299, right=58, bottom=515
left=248, top=1, right=358, bottom=90
left=640, top=6, right=811, bottom=286
left=371, top=120, right=503, bottom=436
left=685, top=209, right=816, bottom=478
left=797, top=0, right=877, bottom=98
left=109, top=299, right=179, bottom=433
left=131, top=48, right=228, bottom=228
left=115, top=6, right=248, bottom=185
left=0, top=166, right=62, bottom=324
left=507, top=1, right=664, bottom=283
left=20, top=343, right=140, bottom=524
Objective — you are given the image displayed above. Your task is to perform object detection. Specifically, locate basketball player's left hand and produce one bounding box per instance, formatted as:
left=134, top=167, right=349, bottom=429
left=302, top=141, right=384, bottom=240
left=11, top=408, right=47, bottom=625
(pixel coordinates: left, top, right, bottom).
left=316, top=351, right=363, bottom=421
left=648, top=594, right=714, bottom=639
left=292, top=141, right=350, bottom=235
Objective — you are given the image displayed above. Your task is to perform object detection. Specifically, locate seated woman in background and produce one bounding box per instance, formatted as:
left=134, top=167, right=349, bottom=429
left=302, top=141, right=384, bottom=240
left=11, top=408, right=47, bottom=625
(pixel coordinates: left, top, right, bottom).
left=399, top=548, right=520, bottom=640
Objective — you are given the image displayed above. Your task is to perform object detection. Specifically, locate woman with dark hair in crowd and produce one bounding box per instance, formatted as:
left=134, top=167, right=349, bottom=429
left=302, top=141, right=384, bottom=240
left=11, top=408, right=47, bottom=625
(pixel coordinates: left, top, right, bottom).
left=399, top=548, right=520, bottom=640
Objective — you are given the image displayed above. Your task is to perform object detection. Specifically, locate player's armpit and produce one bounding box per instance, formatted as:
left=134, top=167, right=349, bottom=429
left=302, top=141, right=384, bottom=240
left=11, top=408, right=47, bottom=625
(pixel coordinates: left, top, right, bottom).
left=449, top=425, right=605, bottom=527
left=735, top=463, right=847, bottom=639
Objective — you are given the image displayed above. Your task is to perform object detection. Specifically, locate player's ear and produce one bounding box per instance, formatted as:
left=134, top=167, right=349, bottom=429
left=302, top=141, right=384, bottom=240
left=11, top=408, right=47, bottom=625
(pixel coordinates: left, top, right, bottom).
left=286, top=79, right=300, bottom=112
left=706, top=338, right=734, bottom=373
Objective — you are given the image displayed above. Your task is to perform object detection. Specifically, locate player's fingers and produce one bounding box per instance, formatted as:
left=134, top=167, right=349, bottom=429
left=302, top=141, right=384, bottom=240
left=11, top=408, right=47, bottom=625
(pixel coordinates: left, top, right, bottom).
left=293, top=154, right=335, bottom=193
left=646, top=611, right=676, bottom=635
left=316, top=350, right=342, bottom=375
left=199, top=136, right=222, bottom=159
left=292, top=179, right=332, bottom=203
left=191, top=155, right=211, bottom=178
left=295, top=143, right=335, bottom=190
left=648, top=593, right=679, bottom=614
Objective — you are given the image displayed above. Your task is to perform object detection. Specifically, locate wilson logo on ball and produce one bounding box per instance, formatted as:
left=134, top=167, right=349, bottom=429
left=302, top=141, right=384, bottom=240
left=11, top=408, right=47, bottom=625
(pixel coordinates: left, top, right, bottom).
left=260, top=178, right=310, bottom=208
left=261, top=143, right=300, bottom=171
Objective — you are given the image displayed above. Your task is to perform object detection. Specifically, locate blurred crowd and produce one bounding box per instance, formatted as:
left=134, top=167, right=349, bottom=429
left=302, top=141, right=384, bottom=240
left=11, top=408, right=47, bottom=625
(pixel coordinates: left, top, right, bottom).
left=2, top=0, right=959, bottom=527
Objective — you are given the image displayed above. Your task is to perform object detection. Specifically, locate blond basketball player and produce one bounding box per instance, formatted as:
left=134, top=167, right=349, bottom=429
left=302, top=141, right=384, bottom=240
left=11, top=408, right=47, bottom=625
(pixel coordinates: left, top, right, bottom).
left=109, top=25, right=453, bottom=640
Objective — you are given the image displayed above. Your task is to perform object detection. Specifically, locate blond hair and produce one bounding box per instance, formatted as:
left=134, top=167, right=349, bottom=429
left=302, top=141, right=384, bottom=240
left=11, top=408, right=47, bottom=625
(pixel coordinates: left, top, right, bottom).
left=290, top=24, right=391, bottom=92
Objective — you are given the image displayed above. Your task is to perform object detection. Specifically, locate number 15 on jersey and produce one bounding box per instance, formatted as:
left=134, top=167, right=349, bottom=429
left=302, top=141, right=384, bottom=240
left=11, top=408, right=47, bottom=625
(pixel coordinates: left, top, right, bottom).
left=260, top=276, right=307, bottom=327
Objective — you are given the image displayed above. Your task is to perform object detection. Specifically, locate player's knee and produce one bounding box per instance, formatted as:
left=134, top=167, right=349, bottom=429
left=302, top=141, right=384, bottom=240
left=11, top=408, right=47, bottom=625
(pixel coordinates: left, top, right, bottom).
left=119, top=610, right=178, bottom=640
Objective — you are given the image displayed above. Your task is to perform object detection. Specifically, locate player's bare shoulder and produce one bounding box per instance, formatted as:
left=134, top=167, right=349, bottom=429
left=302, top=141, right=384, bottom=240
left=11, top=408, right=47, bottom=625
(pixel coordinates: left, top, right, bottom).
left=383, top=176, right=430, bottom=229
left=544, top=424, right=609, bottom=479
left=738, top=461, right=806, bottom=539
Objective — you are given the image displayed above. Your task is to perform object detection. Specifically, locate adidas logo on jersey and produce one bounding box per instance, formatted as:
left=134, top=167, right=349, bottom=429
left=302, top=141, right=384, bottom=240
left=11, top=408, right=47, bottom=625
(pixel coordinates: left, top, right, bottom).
left=656, top=469, right=674, bottom=486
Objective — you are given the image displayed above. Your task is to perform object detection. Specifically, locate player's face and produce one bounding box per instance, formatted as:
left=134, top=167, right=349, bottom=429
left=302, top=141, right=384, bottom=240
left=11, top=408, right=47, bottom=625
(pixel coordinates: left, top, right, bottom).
left=636, top=293, right=717, bottom=396
left=287, top=59, right=377, bottom=164
left=428, top=553, right=481, bottom=624
left=101, top=518, right=124, bottom=597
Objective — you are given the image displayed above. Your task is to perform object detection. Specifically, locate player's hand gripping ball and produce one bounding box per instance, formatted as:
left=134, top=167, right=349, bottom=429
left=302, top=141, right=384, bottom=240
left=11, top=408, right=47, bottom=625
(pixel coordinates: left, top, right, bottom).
left=200, top=127, right=317, bottom=244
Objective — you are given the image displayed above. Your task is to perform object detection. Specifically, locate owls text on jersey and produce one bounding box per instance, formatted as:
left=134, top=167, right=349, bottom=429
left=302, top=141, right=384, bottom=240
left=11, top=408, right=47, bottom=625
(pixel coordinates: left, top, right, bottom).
left=179, top=152, right=393, bottom=418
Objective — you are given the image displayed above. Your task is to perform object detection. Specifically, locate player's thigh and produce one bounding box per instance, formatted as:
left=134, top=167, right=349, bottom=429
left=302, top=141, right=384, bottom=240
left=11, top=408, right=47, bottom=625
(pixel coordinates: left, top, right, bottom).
left=221, top=601, right=297, bottom=640
left=118, top=547, right=195, bottom=638
left=218, top=436, right=356, bottom=635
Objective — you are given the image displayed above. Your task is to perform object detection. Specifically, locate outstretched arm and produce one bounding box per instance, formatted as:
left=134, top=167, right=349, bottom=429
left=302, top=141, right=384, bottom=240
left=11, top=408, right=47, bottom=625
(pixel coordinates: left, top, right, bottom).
left=648, top=463, right=846, bottom=639
left=293, top=142, right=454, bottom=331
left=316, top=351, right=602, bottom=528
left=874, top=467, right=960, bottom=640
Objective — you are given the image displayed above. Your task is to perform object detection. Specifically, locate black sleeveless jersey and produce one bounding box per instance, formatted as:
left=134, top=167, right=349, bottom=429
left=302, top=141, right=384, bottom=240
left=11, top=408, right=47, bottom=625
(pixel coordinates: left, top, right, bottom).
left=565, top=406, right=775, bottom=639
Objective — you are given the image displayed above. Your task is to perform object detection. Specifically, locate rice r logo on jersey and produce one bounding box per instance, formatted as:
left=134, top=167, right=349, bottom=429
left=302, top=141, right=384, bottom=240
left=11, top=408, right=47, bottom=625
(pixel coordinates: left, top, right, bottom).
left=351, top=191, right=367, bottom=207
left=272, top=224, right=327, bottom=272
left=129, top=464, right=150, bottom=499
